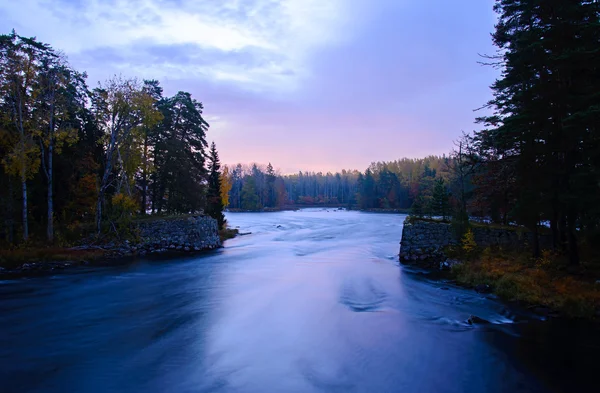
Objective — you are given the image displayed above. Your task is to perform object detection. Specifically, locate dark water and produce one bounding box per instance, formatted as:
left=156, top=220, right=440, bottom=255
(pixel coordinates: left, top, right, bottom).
left=0, top=210, right=597, bottom=393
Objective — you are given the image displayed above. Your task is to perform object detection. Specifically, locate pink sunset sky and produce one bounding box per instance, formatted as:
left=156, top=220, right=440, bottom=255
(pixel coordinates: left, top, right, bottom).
left=1, top=0, right=498, bottom=173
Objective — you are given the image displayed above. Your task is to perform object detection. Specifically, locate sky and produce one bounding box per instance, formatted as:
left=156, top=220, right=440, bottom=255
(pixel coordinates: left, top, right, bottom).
left=1, top=0, right=499, bottom=173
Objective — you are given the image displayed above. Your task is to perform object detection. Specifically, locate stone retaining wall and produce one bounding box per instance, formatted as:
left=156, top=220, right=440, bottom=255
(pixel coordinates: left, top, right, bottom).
left=135, top=215, right=221, bottom=254
left=399, top=218, right=551, bottom=263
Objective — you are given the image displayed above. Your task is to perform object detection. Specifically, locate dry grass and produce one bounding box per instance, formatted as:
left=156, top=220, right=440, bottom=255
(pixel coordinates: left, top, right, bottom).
left=0, top=247, right=109, bottom=269
left=451, top=247, right=600, bottom=318
left=219, top=227, right=239, bottom=241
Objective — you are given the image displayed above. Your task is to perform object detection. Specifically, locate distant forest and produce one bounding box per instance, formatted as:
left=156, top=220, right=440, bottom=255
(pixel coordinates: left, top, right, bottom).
left=222, top=156, right=453, bottom=211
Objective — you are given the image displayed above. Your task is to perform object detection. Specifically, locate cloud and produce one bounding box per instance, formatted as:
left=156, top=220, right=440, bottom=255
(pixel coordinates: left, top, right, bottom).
left=1, top=0, right=357, bottom=92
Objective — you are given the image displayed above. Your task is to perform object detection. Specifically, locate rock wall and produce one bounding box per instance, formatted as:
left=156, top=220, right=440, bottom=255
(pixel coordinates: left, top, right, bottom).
left=399, top=218, right=551, bottom=263
left=135, top=215, right=221, bottom=254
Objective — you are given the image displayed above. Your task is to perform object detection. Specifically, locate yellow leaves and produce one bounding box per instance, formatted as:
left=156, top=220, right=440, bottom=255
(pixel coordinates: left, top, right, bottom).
left=112, top=193, right=138, bottom=212
left=52, top=127, right=79, bottom=154
left=1, top=137, right=40, bottom=179
left=220, top=165, right=233, bottom=207
left=461, top=229, right=477, bottom=254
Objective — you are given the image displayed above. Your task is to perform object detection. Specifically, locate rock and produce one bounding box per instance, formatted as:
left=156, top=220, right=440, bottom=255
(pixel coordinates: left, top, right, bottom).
left=474, top=284, right=491, bottom=294
left=466, top=315, right=490, bottom=325
left=440, top=287, right=450, bottom=290
left=439, top=259, right=462, bottom=270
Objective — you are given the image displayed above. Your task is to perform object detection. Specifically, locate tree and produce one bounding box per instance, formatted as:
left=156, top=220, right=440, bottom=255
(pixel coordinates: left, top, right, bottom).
left=475, top=0, right=600, bottom=263
left=138, top=79, right=163, bottom=215
left=0, top=31, right=53, bottom=240
left=266, top=162, right=276, bottom=207
left=411, top=196, right=425, bottom=217
left=241, top=176, right=260, bottom=210
left=430, top=177, right=450, bottom=220
left=206, top=142, right=225, bottom=229
left=152, top=91, right=208, bottom=214
left=92, top=76, right=160, bottom=233
left=220, top=165, right=233, bottom=208
left=35, top=52, right=83, bottom=241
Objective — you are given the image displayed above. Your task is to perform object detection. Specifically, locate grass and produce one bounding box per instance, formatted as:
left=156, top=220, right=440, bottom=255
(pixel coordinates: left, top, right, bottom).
left=219, top=227, right=239, bottom=242
left=0, top=247, right=110, bottom=269
left=450, top=247, right=600, bottom=318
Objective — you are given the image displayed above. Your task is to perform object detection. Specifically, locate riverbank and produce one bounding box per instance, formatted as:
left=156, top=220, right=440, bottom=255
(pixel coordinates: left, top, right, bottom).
left=399, top=216, right=600, bottom=319
left=0, top=215, right=225, bottom=278
left=446, top=249, right=600, bottom=319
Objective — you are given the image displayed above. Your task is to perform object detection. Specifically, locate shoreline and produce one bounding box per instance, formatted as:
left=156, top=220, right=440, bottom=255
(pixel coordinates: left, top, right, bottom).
left=0, top=246, right=225, bottom=279
left=400, top=258, right=600, bottom=321
left=226, top=207, right=410, bottom=214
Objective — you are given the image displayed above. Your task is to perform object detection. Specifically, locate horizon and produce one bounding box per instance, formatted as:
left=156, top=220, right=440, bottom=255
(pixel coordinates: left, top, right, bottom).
left=1, top=0, right=498, bottom=173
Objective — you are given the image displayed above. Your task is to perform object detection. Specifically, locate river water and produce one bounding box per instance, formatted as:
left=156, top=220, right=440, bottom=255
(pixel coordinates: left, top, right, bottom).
left=0, top=209, right=597, bottom=393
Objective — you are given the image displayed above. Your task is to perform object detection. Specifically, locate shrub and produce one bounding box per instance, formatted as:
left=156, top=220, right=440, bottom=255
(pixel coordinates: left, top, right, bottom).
left=462, top=229, right=477, bottom=255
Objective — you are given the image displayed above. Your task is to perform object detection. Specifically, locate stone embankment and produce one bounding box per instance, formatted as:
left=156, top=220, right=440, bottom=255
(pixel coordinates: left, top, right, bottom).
left=399, top=217, right=551, bottom=265
left=135, top=215, right=221, bottom=255
left=0, top=216, right=221, bottom=277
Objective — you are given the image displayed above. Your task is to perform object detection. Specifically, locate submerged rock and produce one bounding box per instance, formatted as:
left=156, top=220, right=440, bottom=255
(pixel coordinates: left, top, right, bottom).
left=466, top=315, right=490, bottom=325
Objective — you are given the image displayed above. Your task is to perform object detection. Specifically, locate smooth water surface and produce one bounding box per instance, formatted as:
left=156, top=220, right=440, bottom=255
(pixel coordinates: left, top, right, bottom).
left=0, top=210, right=597, bottom=393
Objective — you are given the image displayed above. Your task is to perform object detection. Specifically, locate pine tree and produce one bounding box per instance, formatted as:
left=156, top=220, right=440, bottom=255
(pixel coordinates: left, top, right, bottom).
left=431, top=177, right=450, bottom=221
left=241, top=176, right=260, bottom=210
left=206, top=142, right=225, bottom=229
left=474, top=0, right=600, bottom=263
left=411, top=196, right=425, bottom=218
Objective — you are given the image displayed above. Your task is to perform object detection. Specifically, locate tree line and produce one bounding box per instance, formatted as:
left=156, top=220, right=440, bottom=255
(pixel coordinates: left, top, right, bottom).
left=221, top=156, right=453, bottom=212
left=0, top=31, right=225, bottom=245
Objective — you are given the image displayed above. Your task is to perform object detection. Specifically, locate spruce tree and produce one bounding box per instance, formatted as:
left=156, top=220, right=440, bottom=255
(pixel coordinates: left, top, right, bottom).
left=474, top=0, right=600, bottom=263
left=206, top=142, right=225, bottom=229
left=431, top=178, right=450, bottom=221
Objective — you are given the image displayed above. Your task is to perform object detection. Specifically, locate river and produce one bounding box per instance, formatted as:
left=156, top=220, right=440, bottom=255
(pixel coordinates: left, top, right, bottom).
left=0, top=209, right=597, bottom=393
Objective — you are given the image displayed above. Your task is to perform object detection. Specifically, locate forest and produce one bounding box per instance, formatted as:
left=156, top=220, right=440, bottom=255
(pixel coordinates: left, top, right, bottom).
left=1, top=0, right=600, bottom=267
left=221, top=156, right=452, bottom=212
left=0, top=31, right=224, bottom=244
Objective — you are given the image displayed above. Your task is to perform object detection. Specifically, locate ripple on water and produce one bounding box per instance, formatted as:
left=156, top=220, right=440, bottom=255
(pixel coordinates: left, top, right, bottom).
left=339, top=278, right=387, bottom=313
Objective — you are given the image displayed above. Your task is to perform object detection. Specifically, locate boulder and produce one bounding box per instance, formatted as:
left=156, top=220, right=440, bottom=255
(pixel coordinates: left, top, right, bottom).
left=466, top=315, right=490, bottom=325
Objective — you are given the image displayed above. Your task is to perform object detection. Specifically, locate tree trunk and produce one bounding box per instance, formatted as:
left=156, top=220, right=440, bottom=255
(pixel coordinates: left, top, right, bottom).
left=21, top=174, right=28, bottom=241
left=17, top=97, right=28, bottom=241
left=7, top=180, right=14, bottom=244
left=141, top=136, right=148, bottom=215
left=559, top=214, right=567, bottom=252
left=567, top=213, right=579, bottom=266
left=531, top=224, right=540, bottom=259
left=97, top=126, right=118, bottom=234
left=47, top=138, right=54, bottom=242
